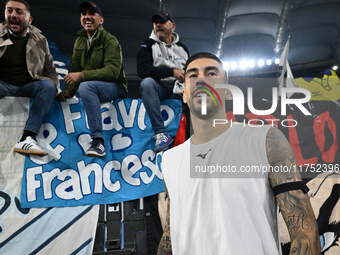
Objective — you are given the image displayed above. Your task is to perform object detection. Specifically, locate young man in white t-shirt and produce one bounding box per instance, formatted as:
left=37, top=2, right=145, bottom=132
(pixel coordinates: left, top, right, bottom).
left=158, top=52, right=320, bottom=255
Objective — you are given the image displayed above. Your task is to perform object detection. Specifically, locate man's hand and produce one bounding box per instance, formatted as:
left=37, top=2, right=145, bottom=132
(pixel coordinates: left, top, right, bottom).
left=56, top=91, right=71, bottom=101
left=173, top=69, right=184, bottom=83
left=64, top=72, right=83, bottom=85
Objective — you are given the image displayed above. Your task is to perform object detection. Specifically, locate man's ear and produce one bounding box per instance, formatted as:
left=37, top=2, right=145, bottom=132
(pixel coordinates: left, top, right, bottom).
left=183, top=88, right=188, bottom=103
left=172, top=22, right=176, bottom=31
left=28, top=16, right=33, bottom=25
left=100, top=17, right=104, bottom=24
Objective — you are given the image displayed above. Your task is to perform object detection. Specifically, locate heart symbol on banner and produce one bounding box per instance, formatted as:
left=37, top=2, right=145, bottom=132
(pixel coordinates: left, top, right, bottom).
left=78, top=133, right=92, bottom=155
left=111, top=133, right=132, bottom=152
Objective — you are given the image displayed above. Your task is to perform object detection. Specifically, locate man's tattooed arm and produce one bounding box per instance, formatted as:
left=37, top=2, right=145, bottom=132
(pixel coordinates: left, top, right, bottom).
left=157, top=189, right=172, bottom=255
left=266, top=127, right=320, bottom=255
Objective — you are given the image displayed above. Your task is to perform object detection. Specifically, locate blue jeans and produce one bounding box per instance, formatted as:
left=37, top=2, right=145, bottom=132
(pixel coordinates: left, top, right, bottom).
left=140, top=78, right=180, bottom=134
left=0, top=79, right=56, bottom=134
left=78, top=81, right=126, bottom=138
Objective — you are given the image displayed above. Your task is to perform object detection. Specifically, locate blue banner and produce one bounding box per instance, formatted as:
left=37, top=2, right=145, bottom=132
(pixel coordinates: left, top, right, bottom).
left=21, top=98, right=182, bottom=208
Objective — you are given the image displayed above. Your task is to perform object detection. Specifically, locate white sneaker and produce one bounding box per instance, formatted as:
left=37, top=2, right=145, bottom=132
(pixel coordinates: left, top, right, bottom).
left=14, top=136, right=47, bottom=156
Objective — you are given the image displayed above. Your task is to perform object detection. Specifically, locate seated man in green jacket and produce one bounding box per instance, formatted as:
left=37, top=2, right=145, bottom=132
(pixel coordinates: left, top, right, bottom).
left=57, top=1, right=127, bottom=157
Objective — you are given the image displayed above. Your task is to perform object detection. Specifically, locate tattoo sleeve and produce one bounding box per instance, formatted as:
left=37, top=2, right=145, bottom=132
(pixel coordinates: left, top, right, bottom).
left=266, top=127, right=321, bottom=255
left=157, top=188, right=172, bottom=255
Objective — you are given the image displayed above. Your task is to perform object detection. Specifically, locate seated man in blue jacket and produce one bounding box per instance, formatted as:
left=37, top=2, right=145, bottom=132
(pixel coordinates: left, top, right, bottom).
left=137, top=10, right=189, bottom=153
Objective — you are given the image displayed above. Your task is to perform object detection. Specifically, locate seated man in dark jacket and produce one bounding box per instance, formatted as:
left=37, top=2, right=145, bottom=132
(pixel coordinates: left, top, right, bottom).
left=137, top=10, right=189, bottom=153
left=57, top=1, right=127, bottom=157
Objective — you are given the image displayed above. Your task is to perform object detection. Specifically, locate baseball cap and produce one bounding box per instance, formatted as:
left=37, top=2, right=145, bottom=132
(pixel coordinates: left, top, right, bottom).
left=152, top=10, right=174, bottom=23
left=79, top=1, right=103, bottom=16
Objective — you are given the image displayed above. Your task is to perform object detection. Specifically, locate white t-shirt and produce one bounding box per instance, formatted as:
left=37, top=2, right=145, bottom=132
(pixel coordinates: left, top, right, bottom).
left=161, top=124, right=281, bottom=255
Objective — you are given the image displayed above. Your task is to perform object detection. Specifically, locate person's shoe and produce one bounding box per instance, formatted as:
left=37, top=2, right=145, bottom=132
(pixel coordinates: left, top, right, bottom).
left=154, top=132, right=173, bottom=153
left=86, top=139, right=106, bottom=157
left=14, top=136, right=47, bottom=156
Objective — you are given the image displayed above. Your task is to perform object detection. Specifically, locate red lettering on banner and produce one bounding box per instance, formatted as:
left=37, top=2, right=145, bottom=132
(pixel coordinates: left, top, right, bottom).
left=245, top=113, right=279, bottom=126
left=287, top=115, right=318, bottom=166
left=226, top=111, right=236, bottom=122
left=313, top=112, right=338, bottom=163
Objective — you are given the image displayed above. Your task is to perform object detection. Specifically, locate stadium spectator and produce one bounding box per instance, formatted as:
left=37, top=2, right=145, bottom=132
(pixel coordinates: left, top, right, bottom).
left=57, top=1, right=127, bottom=157
left=0, top=0, right=59, bottom=156
left=137, top=10, right=189, bottom=153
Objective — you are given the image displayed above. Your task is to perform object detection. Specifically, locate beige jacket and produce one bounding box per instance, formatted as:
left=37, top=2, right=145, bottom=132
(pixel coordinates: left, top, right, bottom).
left=0, top=22, right=60, bottom=92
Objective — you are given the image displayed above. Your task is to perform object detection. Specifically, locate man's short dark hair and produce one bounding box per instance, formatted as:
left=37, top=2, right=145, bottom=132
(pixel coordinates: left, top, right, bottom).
left=184, top=52, right=224, bottom=72
left=5, top=0, right=31, bottom=13
left=184, top=52, right=228, bottom=79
